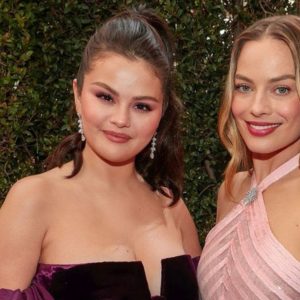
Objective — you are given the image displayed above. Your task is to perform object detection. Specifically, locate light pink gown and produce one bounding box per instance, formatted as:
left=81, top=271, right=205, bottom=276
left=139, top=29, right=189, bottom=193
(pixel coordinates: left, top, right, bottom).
left=197, top=154, right=300, bottom=299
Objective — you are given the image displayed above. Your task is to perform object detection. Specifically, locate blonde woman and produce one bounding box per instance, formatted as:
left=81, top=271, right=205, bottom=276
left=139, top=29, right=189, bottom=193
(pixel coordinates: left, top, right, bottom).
left=198, top=15, right=300, bottom=299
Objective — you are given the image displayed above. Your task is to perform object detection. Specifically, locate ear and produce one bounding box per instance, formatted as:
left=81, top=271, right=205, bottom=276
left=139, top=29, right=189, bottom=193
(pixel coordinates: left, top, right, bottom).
left=73, top=79, right=82, bottom=114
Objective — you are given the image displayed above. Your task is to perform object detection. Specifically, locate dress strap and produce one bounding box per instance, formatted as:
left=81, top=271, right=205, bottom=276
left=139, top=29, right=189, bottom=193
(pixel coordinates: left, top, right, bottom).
left=257, top=153, right=300, bottom=191
left=243, top=153, right=300, bottom=205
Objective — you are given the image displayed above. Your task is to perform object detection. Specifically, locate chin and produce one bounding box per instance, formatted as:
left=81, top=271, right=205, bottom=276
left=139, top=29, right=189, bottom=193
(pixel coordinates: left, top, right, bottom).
left=249, top=144, right=297, bottom=160
left=251, top=151, right=279, bottom=160
left=100, top=155, right=135, bottom=166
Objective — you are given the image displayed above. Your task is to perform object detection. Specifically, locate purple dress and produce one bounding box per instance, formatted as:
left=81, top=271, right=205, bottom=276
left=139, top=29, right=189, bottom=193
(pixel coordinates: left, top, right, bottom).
left=0, top=255, right=199, bottom=300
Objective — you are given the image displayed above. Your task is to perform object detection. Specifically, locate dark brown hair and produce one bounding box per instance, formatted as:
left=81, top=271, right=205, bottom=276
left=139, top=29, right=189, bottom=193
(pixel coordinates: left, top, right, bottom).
left=46, top=6, right=183, bottom=204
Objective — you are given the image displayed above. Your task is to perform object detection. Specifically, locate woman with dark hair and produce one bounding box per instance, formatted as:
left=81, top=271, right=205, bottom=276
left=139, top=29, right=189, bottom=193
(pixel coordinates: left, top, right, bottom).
left=198, top=15, right=300, bottom=299
left=0, top=6, right=200, bottom=300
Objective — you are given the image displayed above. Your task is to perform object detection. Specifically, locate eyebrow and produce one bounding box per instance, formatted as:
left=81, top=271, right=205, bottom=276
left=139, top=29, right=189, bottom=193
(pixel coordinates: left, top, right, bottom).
left=92, top=82, right=119, bottom=96
left=92, top=81, right=161, bottom=102
left=235, top=74, right=296, bottom=83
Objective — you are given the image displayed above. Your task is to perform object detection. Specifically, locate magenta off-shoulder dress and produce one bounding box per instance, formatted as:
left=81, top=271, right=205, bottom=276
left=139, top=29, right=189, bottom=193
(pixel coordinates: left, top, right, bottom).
left=0, top=255, right=199, bottom=300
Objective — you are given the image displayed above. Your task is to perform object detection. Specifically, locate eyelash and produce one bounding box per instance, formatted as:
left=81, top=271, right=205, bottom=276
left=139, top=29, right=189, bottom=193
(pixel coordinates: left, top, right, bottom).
left=96, top=93, right=113, bottom=102
left=96, top=93, right=152, bottom=112
left=134, top=103, right=152, bottom=112
left=234, top=83, right=251, bottom=93
left=234, top=84, right=291, bottom=96
left=275, top=86, right=290, bottom=95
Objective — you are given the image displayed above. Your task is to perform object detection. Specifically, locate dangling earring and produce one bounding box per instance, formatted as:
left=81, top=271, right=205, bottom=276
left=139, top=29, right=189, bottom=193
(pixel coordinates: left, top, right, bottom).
left=77, top=113, right=86, bottom=142
left=150, top=133, right=157, bottom=159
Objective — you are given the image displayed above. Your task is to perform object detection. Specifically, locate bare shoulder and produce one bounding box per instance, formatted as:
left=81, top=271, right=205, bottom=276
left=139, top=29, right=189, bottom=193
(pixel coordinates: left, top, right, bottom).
left=168, top=198, right=201, bottom=257
left=0, top=171, right=60, bottom=240
left=3, top=174, right=49, bottom=210
left=216, top=171, right=250, bottom=223
left=3, top=163, right=71, bottom=210
left=0, top=168, right=66, bottom=289
left=3, top=169, right=60, bottom=211
left=159, top=188, right=192, bottom=225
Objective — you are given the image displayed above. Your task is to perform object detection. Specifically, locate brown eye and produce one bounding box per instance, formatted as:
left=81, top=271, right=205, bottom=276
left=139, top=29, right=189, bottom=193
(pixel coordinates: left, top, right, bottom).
left=96, top=93, right=113, bottom=102
left=134, top=103, right=151, bottom=112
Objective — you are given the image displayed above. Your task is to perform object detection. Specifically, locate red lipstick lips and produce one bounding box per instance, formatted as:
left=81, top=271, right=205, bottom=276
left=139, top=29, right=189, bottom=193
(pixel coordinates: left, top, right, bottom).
left=246, top=121, right=281, bottom=137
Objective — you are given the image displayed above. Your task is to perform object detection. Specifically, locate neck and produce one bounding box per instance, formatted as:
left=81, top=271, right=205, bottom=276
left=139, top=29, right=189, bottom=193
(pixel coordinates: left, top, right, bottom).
left=251, top=141, right=300, bottom=183
left=75, top=145, right=140, bottom=188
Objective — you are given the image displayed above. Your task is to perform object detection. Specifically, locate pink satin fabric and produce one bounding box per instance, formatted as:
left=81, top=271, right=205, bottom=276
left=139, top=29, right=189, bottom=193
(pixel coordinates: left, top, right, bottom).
left=198, top=154, right=300, bottom=299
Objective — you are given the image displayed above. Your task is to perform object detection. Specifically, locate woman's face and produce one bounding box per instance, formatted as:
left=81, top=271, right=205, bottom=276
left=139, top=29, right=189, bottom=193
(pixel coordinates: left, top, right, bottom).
left=74, top=52, right=163, bottom=164
left=231, top=37, right=300, bottom=158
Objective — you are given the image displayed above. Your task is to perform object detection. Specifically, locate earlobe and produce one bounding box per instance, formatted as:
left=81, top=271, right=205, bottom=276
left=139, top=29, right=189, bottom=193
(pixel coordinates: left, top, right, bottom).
left=73, top=79, right=81, bottom=114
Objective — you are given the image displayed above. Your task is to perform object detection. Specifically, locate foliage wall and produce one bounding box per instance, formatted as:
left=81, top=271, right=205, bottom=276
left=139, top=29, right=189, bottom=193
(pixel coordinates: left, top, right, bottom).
left=0, top=0, right=296, bottom=244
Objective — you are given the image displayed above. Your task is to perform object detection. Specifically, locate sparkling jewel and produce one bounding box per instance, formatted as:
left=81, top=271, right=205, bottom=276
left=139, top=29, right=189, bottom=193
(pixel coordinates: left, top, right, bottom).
left=243, top=187, right=258, bottom=205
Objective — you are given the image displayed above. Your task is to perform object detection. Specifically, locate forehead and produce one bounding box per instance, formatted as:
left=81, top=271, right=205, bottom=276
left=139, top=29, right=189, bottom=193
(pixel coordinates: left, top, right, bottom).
left=90, top=51, right=160, bottom=75
left=236, top=38, right=295, bottom=76
left=84, top=52, right=164, bottom=99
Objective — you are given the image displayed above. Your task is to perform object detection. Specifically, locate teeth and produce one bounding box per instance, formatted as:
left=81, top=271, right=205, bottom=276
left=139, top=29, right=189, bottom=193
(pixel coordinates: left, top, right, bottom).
left=250, top=123, right=279, bottom=130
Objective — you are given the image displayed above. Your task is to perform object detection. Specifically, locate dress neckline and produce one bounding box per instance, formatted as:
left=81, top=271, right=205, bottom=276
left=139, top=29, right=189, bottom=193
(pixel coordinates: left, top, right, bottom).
left=252, top=153, right=300, bottom=191
left=37, top=253, right=192, bottom=268
left=243, top=153, right=300, bottom=205
left=204, top=153, right=300, bottom=243
left=36, top=254, right=198, bottom=299
left=251, top=154, right=300, bottom=267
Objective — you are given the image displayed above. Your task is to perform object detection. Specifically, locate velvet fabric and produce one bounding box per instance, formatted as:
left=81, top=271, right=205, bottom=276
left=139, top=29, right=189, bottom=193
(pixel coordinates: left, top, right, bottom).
left=0, top=255, right=199, bottom=300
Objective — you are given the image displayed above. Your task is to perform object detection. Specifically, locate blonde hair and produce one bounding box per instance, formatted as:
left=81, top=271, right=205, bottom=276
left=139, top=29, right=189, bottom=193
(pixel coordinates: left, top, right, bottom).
left=218, top=15, right=300, bottom=196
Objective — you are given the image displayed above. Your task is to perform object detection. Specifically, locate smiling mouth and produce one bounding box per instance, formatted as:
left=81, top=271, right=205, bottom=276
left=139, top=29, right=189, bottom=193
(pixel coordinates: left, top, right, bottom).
left=246, top=121, right=281, bottom=136
left=248, top=123, right=280, bottom=130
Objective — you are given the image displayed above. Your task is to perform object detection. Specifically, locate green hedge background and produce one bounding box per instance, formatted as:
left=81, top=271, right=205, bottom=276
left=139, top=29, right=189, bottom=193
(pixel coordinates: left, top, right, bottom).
left=0, top=0, right=297, bottom=244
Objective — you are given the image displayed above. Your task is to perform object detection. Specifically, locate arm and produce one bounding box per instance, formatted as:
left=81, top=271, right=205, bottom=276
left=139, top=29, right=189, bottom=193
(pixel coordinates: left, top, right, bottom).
left=172, top=199, right=201, bottom=257
left=0, top=177, right=48, bottom=289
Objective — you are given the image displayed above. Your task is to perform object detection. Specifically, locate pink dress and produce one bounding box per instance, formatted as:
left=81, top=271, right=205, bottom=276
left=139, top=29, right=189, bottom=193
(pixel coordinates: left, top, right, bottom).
left=197, top=154, right=300, bottom=299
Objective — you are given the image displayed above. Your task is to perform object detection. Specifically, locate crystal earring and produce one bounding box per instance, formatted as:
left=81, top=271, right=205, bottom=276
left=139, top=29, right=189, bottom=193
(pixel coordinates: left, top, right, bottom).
left=150, top=133, right=157, bottom=159
left=77, top=113, right=85, bottom=142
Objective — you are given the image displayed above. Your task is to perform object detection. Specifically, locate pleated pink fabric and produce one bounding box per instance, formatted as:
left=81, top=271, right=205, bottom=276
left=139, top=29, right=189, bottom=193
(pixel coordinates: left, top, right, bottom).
left=198, top=154, right=300, bottom=300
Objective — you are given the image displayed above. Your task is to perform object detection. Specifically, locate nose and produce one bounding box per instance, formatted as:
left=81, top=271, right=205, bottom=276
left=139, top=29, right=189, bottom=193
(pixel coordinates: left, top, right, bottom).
left=110, top=105, right=130, bottom=128
left=250, top=90, right=272, bottom=116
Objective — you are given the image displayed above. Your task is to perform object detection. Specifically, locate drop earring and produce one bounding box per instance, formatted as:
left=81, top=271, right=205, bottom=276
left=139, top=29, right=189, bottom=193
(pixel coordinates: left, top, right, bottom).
left=77, top=113, right=86, bottom=142
left=150, top=133, right=157, bottom=159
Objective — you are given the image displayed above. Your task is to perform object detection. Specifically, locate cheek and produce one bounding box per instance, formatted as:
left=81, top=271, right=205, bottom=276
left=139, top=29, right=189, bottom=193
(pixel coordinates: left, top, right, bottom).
left=81, top=99, right=105, bottom=126
left=136, top=113, right=162, bottom=138
left=279, top=99, right=300, bottom=121
left=231, top=97, right=244, bottom=120
left=83, top=106, right=101, bottom=123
